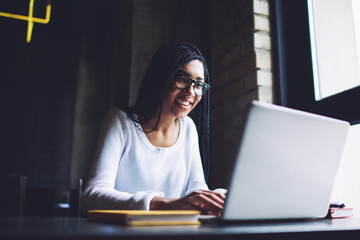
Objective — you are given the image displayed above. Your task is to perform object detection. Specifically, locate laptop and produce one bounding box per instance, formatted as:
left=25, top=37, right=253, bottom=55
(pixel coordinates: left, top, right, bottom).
left=213, top=101, right=350, bottom=221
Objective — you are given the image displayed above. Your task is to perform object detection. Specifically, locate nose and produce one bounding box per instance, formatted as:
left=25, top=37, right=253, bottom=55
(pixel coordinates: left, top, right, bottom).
left=184, top=83, right=196, bottom=96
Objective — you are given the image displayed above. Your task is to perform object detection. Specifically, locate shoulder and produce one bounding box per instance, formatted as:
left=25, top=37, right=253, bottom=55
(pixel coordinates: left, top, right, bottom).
left=100, top=108, right=135, bottom=134
left=98, top=108, right=135, bottom=143
left=104, top=108, right=132, bottom=124
left=106, top=108, right=128, bottom=119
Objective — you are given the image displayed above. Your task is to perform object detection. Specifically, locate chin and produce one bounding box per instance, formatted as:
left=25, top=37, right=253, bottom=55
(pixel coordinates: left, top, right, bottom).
left=174, top=109, right=192, bottom=119
left=174, top=112, right=189, bottom=119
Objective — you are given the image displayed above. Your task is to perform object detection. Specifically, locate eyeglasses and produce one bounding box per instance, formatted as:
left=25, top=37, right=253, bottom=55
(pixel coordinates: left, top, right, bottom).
left=173, top=70, right=210, bottom=96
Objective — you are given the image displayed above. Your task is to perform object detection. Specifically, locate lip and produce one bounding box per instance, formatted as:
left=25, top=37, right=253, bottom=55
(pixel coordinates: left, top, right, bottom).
left=175, top=98, right=193, bottom=109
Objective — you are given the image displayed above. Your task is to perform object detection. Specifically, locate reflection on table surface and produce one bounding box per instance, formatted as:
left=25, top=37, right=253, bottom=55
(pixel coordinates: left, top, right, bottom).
left=1, top=216, right=360, bottom=239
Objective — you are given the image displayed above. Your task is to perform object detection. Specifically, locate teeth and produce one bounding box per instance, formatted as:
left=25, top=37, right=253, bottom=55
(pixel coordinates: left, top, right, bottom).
left=177, top=99, right=190, bottom=106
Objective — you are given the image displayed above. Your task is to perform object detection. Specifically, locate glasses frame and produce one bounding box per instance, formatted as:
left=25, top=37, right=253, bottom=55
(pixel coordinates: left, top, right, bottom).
left=173, top=70, right=210, bottom=96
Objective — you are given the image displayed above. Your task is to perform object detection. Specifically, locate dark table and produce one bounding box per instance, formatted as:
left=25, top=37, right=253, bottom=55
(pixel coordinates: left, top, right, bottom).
left=1, top=216, right=360, bottom=239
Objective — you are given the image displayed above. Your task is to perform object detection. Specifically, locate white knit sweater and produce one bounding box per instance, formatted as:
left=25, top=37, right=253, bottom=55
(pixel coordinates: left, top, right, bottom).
left=82, top=109, right=208, bottom=211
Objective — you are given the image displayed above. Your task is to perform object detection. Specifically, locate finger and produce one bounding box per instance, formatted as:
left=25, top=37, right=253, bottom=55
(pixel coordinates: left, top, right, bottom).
left=190, top=191, right=225, bottom=213
left=191, top=194, right=224, bottom=216
left=193, top=190, right=226, bottom=205
left=206, top=191, right=226, bottom=204
left=198, top=203, right=213, bottom=216
left=204, top=190, right=226, bottom=200
left=192, top=201, right=214, bottom=216
left=199, top=194, right=224, bottom=211
left=192, top=190, right=226, bottom=201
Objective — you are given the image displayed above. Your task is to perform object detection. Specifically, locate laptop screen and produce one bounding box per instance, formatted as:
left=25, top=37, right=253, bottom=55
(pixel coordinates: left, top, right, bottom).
left=222, top=101, right=349, bottom=221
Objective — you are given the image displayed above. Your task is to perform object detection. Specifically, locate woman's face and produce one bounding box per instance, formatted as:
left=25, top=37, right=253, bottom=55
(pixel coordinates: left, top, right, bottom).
left=162, top=59, right=205, bottom=119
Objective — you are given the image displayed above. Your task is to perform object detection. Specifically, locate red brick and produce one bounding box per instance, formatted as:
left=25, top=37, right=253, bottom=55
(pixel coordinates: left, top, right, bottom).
left=234, top=0, right=253, bottom=26
left=209, top=0, right=273, bottom=188
left=213, top=79, right=243, bottom=104
left=210, top=68, right=230, bottom=89
left=243, top=70, right=258, bottom=92
left=225, top=17, right=253, bottom=48
left=235, top=89, right=259, bottom=110
left=229, top=52, right=256, bottom=81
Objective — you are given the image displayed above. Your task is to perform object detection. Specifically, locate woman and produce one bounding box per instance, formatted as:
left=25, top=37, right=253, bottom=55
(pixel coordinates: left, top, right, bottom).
left=82, top=42, right=225, bottom=216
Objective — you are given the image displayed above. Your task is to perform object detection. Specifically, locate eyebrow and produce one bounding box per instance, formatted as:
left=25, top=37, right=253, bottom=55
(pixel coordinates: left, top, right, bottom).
left=177, top=69, right=205, bottom=81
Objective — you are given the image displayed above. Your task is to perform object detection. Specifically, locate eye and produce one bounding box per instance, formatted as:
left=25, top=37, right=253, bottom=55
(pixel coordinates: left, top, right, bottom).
left=194, top=82, right=205, bottom=89
left=175, top=75, right=190, bottom=84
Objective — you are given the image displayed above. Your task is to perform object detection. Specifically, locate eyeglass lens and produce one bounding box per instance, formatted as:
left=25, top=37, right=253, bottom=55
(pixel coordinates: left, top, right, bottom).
left=174, top=75, right=209, bottom=96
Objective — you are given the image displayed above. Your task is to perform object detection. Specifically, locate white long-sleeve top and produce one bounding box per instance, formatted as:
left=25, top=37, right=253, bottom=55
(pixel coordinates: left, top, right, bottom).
left=82, top=108, right=209, bottom=211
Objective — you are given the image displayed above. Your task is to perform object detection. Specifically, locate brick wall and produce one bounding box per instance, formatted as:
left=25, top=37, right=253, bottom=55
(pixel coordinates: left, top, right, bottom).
left=209, top=0, right=273, bottom=188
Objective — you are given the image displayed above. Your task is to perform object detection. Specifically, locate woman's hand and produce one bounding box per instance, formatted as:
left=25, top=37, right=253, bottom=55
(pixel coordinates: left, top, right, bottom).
left=150, top=190, right=226, bottom=216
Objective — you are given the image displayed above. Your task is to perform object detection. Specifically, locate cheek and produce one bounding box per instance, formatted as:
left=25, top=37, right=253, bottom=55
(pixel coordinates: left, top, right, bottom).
left=163, top=88, right=181, bottom=107
left=163, top=86, right=178, bottom=100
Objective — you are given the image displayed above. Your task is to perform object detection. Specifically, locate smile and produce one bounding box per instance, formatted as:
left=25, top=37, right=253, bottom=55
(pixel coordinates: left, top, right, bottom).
left=176, top=98, right=193, bottom=106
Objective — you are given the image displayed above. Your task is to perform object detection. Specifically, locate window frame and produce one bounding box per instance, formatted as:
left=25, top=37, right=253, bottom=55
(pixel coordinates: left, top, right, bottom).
left=271, top=0, right=360, bottom=125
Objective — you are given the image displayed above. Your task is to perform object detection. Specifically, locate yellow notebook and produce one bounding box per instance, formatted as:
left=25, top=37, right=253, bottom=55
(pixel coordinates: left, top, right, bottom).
left=87, top=210, right=201, bottom=226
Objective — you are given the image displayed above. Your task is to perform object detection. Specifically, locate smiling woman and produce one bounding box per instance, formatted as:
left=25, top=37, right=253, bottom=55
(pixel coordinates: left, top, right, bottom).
left=161, top=60, right=205, bottom=120
left=82, top=42, right=226, bottom=216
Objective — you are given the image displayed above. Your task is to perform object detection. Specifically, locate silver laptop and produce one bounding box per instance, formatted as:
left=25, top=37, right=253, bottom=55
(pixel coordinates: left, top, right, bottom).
left=221, top=101, right=349, bottom=221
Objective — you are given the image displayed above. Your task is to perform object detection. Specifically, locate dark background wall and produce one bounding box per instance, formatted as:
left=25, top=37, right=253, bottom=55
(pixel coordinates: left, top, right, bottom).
left=0, top=0, right=272, bottom=206
left=1, top=0, right=80, bottom=191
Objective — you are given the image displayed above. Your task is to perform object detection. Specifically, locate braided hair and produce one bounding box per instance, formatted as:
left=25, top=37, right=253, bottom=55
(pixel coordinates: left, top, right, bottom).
left=125, top=41, right=210, bottom=182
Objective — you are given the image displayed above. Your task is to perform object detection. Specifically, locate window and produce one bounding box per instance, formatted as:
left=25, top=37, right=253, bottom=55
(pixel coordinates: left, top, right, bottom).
left=308, top=0, right=360, bottom=101
left=271, top=0, right=360, bottom=125
left=271, top=0, right=360, bottom=212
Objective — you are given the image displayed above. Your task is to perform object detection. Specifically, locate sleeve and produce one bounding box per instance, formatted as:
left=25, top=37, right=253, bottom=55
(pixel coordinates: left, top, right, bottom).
left=81, top=109, right=163, bottom=213
left=184, top=118, right=209, bottom=195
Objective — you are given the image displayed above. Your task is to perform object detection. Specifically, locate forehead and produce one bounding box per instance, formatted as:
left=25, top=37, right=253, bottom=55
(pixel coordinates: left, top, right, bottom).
left=181, top=60, right=204, bottom=78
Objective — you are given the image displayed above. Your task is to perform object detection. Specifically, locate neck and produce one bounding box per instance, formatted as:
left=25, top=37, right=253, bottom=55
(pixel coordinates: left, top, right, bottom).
left=142, top=111, right=177, bottom=134
left=141, top=110, right=180, bottom=148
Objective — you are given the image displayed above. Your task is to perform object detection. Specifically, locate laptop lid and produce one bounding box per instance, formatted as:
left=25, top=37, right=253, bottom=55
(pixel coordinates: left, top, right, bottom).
left=222, top=101, right=349, bottom=221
